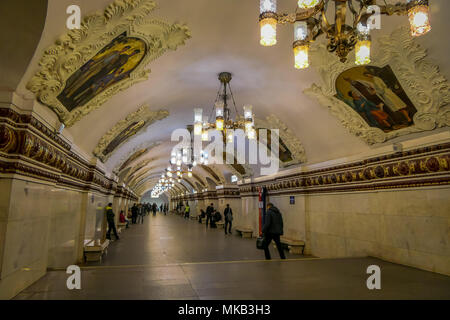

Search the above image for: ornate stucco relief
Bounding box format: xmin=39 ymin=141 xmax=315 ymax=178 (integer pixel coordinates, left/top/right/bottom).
xmin=27 ymin=0 xmax=190 ymax=127
xmin=256 ymin=114 xmax=307 ymax=168
xmin=93 ymin=105 xmax=168 ymax=162
xmin=113 ymin=140 xmax=161 ymax=173
xmin=304 ymin=25 xmax=449 ymax=145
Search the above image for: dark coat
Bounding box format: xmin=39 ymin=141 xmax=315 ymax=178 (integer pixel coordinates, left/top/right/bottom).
xmin=262 ymin=206 xmax=284 ymax=235
xmin=224 ymin=207 xmax=233 ymax=221
xmin=206 ymin=206 xmax=214 ymax=216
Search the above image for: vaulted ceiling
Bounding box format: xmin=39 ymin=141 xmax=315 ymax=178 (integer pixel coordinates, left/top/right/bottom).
xmin=2 ymin=0 xmax=450 ymax=197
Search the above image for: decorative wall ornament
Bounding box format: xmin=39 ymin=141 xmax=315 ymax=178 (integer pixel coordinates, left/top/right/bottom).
xmin=256 ymin=114 xmax=307 ymax=167
xmin=93 ymin=105 xmax=168 ymax=162
xmin=27 ymin=0 xmax=190 ymax=127
xmin=238 ymin=142 xmax=450 ymax=196
xmin=304 ymin=25 xmax=450 ymax=145
xmin=113 ymin=140 xmax=160 ymax=173
xmin=0 ymin=108 xmax=138 ymax=200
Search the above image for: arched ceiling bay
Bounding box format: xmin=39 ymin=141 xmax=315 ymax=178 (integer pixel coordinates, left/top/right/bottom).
xmin=16 ymin=0 xmax=450 ymax=196
xmin=0 ymin=0 xmax=47 ymax=92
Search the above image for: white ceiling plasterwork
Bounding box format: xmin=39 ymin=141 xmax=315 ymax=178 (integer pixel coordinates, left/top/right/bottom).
xmin=93 ymin=105 xmax=169 ymax=162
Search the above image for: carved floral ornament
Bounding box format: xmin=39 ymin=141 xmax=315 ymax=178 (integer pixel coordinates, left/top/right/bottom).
xmin=93 ymin=105 xmax=168 ymax=162
xmin=27 ymin=0 xmax=190 ymax=127
xmin=304 ymin=25 xmax=449 ymax=145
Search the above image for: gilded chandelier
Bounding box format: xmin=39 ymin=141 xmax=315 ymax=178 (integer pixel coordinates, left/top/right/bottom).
xmin=259 ymin=0 xmax=431 ymax=68
xmin=193 ymin=72 xmax=256 ymax=142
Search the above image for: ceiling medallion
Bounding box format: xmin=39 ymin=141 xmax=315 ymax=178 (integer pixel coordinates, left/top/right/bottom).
xmin=258 ymin=0 xmax=431 ymax=68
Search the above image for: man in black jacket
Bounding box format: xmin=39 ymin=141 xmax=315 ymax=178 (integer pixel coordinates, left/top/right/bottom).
xmin=105 ymin=203 xmax=119 ymax=240
xmin=262 ymin=203 xmax=285 ymax=260
xmin=224 ymin=204 xmax=233 ymax=235
xmin=205 ymin=203 xmax=214 ymax=228
xmin=131 ymin=203 xmax=138 ymax=224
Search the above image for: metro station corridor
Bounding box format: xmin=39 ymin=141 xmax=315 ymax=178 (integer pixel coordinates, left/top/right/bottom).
xmin=13 ymin=212 xmax=450 ymax=300
xmin=1 ymin=0 xmax=450 ymax=304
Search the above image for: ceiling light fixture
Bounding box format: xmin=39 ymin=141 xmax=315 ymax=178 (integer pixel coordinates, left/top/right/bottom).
xmin=193 ymin=72 xmax=256 ymax=141
xmin=259 ymin=0 xmax=431 ymax=68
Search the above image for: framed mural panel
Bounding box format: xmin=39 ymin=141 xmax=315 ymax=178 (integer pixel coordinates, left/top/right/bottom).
xmin=93 ymin=105 xmax=168 ymax=162
xmin=304 ymin=26 xmax=449 ymax=145
xmin=27 ymin=0 xmax=190 ymax=126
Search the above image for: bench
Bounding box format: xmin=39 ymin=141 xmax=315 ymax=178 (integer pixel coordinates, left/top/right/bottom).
xmin=273 ymin=237 xmax=305 ymax=255
xmin=117 ymin=222 xmax=128 ymax=231
xmin=215 ymin=221 xmax=225 ymax=229
xmin=236 ymin=227 xmax=253 ymax=238
xmin=84 ymin=239 xmax=110 ymax=262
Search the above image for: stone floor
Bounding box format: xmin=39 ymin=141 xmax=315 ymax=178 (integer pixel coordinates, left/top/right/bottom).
xmin=13 ymin=213 xmax=450 ymax=300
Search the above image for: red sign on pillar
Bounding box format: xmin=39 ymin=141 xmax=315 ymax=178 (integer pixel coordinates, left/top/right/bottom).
xmin=258 ymin=187 xmax=263 ymax=236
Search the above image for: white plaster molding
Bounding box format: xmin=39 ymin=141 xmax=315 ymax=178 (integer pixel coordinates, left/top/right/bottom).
xmin=304 ymin=25 xmax=450 ymax=145
xmin=113 ymin=140 xmax=161 ymax=173
xmin=93 ymin=105 xmax=168 ymax=162
xmin=27 ymin=0 xmax=190 ymax=127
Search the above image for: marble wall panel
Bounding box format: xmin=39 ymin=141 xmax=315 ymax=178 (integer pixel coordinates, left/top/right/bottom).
xmin=269 ymin=195 xmax=306 ymax=241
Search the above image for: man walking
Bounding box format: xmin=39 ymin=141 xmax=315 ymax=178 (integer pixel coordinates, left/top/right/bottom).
xmin=152 ymin=203 xmax=157 ymax=216
xmin=262 ymin=203 xmax=285 ymax=260
xmin=205 ymin=203 xmax=214 ymax=228
xmin=131 ymin=203 xmax=138 ymax=224
xmin=105 ymin=203 xmax=119 ymax=240
xmin=224 ymin=204 xmax=233 ymax=235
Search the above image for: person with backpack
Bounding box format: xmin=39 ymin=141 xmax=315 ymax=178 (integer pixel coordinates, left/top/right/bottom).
xmin=105 ymin=203 xmax=119 ymax=240
xmin=262 ymin=203 xmax=285 ymax=260
xmin=224 ymin=204 xmax=233 ymax=235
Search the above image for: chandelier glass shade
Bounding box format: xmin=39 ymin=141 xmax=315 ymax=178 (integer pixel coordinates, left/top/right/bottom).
xmin=259 ymin=0 xmax=431 ymax=69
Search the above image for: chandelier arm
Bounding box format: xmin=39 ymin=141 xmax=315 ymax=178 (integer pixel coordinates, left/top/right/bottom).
xmin=320 ymin=1 xmax=331 ymax=34
xmin=227 ymin=82 xmax=240 ymax=120
xmin=347 ymin=0 xmax=358 ymax=16
xmin=209 ymin=84 xmax=222 ymax=123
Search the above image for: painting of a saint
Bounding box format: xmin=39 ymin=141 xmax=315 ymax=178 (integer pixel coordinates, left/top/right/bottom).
xmin=58 ymin=32 xmax=146 ymax=111
xmin=335 ymin=66 xmax=417 ymax=132
xmin=102 ymin=120 xmax=146 ymax=157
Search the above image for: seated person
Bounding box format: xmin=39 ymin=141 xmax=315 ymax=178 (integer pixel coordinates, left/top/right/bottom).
xmin=210 ymin=210 xmax=218 ymax=228
xmin=119 ymin=210 xmax=129 ymax=228
xmin=214 ymin=210 xmax=222 ymax=222
xmin=199 ymin=209 xmax=206 ymax=223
